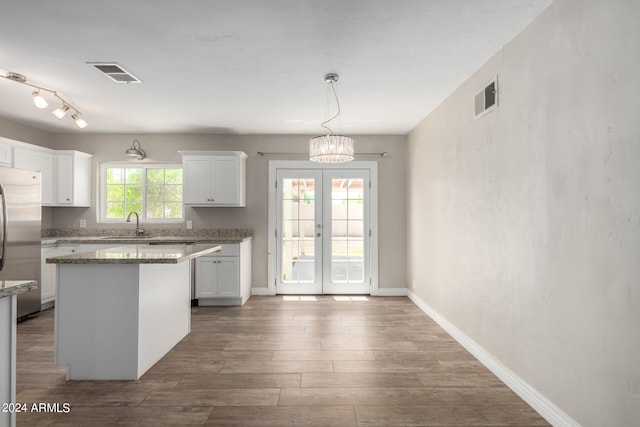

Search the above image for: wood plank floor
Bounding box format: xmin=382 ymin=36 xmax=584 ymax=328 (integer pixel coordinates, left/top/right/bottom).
xmin=16 ymin=296 xmax=550 ymax=426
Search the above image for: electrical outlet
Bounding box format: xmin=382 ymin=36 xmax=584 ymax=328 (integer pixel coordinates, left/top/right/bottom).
xmin=186 ymin=220 xmax=193 ymax=230
xmin=79 ymin=219 xmax=86 ymax=228
xmin=412 ymin=279 xmax=416 ymax=289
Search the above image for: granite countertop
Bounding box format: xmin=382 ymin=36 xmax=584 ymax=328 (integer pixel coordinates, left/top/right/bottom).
xmin=0 ymin=280 xmax=38 ymax=299
xmin=45 ymin=244 xmax=221 ymax=265
xmin=42 ymin=236 xmax=252 ymax=245
xmin=41 ymin=228 xmax=253 ymax=246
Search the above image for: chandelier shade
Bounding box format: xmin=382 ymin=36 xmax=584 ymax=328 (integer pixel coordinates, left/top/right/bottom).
xmin=309 ymin=134 xmax=354 ymax=163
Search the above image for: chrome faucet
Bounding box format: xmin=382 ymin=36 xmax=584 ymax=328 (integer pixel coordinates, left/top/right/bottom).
xmin=126 ymin=211 xmax=144 ymax=236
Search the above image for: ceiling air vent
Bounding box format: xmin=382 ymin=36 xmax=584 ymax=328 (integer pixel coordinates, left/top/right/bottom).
xmin=474 ymin=76 xmax=498 ymax=119
xmin=88 ymin=62 xmax=142 ymax=84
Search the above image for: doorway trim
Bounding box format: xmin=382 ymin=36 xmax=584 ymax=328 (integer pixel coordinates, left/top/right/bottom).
xmin=267 ymin=160 xmax=378 ymax=296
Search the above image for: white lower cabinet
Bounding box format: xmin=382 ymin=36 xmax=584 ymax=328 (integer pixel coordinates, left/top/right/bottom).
xmin=41 ymin=245 xmax=77 ymax=305
xmin=195 ymin=240 xmax=251 ymax=306
xmin=196 ymin=257 xmax=239 ymax=298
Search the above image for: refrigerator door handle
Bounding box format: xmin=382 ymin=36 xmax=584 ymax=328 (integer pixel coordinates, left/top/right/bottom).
xmin=0 ymin=182 xmax=6 ymax=271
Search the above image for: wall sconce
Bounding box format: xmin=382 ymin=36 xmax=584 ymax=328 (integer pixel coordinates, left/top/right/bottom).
xmin=125 ymin=139 xmax=145 ymax=160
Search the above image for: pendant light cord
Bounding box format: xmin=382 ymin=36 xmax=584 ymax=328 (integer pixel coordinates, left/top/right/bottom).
xmin=320 ymin=80 xmax=341 ymax=135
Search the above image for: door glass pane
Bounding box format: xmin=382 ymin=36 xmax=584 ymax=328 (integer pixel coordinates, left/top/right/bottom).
xmin=331 ymin=178 xmax=364 ymax=283
xmin=282 ymin=178 xmax=316 ymax=283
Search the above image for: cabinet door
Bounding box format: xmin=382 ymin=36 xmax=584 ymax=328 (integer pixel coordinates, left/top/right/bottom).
xmin=56 ymin=152 xmax=92 ymax=207
xmin=217 ymin=258 xmax=239 ymax=297
xmin=183 ymin=157 xmax=213 ymax=204
xmin=41 ymin=248 xmax=57 ymax=302
xmin=0 ymin=140 xmax=12 ymax=166
xmin=14 ymin=148 xmax=54 ymax=205
xmin=195 ymin=256 xmax=218 ymax=298
xmin=211 ymin=157 xmax=240 ymax=204
xmin=56 ymin=154 xmax=74 ymax=204
xmin=41 ymin=246 xmax=77 ymax=303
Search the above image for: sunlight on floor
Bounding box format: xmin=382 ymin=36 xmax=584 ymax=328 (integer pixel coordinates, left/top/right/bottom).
xmin=282 ymin=296 xmax=369 ymax=301
xmin=282 ymin=296 xmax=318 ymax=301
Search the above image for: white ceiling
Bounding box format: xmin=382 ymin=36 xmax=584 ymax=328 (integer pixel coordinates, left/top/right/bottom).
xmin=0 ymin=0 xmax=552 ymax=135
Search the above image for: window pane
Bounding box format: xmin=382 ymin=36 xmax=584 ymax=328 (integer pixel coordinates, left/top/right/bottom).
xmin=147 ymin=168 xmax=164 ymax=184
xmin=125 ymin=186 xmax=143 ymax=201
xmin=146 ymin=202 xmax=163 ymax=219
xmin=106 ymin=202 xmax=124 ymax=219
xmin=165 ymin=169 xmax=182 ymax=184
xmin=106 ymin=168 xmax=124 ymax=184
xmin=165 ymin=203 xmax=182 ymax=219
xmin=106 ymin=185 xmax=124 ymax=201
xmin=146 ymin=185 xmax=163 ymax=201
xmin=125 ymin=168 xmax=143 ymax=184
xmin=165 ymin=185 xmax=182 ymax=202
xmin=126 ymin=201 xmax=142 ymax=213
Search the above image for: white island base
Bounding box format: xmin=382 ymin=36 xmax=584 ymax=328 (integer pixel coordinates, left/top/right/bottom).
xmin=55 ymin=262 xmax=190 ymax=380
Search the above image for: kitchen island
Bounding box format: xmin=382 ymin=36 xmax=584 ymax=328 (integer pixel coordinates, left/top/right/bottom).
xmin=1 ymin=280 xmax=37 ymax=427
xmin=46 ymin=244 xmax=220 ymax=380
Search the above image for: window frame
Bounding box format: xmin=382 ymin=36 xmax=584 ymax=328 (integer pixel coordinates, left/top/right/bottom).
xmin=99 ymin=162 xmax=184 ymax=224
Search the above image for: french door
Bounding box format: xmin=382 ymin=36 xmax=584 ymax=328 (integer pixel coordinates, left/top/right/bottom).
xmin=273 ymin=165 xmax=374 ymax=294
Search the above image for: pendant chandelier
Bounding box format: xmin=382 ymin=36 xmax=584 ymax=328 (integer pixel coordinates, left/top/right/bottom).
xmin=309 ymin=73 xmax=354 ymax=163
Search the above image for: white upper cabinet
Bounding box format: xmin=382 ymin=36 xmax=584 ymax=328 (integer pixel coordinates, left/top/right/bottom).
xmin=55 ymin=151 xmax=92 ymax=207
xmin=14 ymin=147 xmax=55 ymax=205
xmin=8 ymin=139 xmax=92 ymax=208
xmin=180 ymin=151 xmax=247 ymax=207
xmin=0 ymin=139 xmax=12 ymax=166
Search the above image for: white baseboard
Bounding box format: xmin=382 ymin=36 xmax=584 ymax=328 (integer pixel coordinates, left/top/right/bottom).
xmin=407 ymin=290 xmax=581 ymax=427
xmin=376 ymin=287 xmax=407 ymax=296
xmin=250 ymin=287 xmax=408 ymax=297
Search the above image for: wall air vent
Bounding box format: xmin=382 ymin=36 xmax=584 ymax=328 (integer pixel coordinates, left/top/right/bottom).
xmin=474 ymin=75 xmax=498 ymax=119
xmin=88 ymin=62 xmax=142 ymax=84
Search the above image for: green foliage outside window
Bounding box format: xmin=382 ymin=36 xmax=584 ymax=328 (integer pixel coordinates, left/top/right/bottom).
xmin=104 ymin=165 xmax=183 ymax=221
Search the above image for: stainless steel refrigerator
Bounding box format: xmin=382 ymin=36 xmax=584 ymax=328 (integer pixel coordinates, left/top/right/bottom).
xmin=0 ymin=166 xmax=41 ymax=318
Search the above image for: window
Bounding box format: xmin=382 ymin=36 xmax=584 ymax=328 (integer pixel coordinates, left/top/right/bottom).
xmin=100 ymin=163 xmax=183 ymax=222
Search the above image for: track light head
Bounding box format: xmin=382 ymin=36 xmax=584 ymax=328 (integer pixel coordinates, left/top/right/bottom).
xmin=71 ymin=113 xmax=88 ymax=129
xmin=52 ymin=104 xmax=70 ymax=119
xmin=32 ymin=90 xmax=48 ymax=109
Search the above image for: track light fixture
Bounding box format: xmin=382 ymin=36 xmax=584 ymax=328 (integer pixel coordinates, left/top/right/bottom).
xmin=0 ymin=70 xmax=87 ymax=129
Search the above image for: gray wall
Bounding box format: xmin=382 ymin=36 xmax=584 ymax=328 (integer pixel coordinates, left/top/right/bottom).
xmin=47 ymin=133 xmax=407 ymax=290
xmin=406 ymin=0 xmax=640 ymax=425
